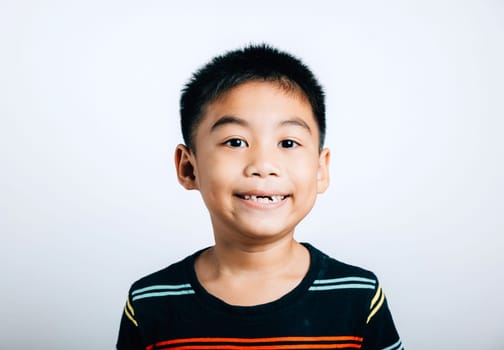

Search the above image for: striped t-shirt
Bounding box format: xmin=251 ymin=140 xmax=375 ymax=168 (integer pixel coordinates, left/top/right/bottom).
xmin=117 ymin=243 xmax=403 ymax=350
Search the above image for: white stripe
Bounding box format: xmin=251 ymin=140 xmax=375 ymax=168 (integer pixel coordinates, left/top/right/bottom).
xmin=132 ymin=283 xmax=192 ymax=295
xmin=379 ymin=339 xmax=402 ymax=350
xmin=132 ymin=289 xmax=195 ymax=301
xmin=309 ymin=284 xmax=376 ymax=291
xmin=313 ymin=277 xmax=376 ymax=285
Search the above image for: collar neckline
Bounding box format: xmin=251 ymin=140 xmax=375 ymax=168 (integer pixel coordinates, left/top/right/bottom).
xmin=186 ymin=242 xmax=320 ymax=317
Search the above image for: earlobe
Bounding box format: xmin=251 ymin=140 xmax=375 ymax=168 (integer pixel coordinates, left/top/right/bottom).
xmin=317 ymin=148 xmax=330 ymax=194
xmin=174 ymin=144 xmax=198 ymax=190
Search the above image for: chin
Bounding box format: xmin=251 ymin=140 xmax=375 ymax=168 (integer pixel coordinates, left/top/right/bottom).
xmin=238 ymin=224 xmax=295 ymax=241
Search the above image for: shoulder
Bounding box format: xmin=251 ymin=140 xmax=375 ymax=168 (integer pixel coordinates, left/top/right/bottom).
xmin=306 ymin=243 xmax=379 ymax=290
xmin=127 ymin=250 xmax=199 ymax=301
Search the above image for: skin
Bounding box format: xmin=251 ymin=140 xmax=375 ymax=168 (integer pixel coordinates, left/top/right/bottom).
xmin=175 ymin=81 xmax=330 ymax=306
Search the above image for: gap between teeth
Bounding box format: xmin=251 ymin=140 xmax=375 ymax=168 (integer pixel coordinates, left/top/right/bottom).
xmin=241 ymin=195 xmax=286 ymax=203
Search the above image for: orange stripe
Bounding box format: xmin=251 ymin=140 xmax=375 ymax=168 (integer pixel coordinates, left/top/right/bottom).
xmin=148 ymin=336 xmax=363 ymax=349
xmin=159 ymin=344 xmax=361 ymax=350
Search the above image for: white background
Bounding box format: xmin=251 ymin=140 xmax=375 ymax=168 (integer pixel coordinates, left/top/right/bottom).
xmin=1 ymin=0 xmax=503 ymax=349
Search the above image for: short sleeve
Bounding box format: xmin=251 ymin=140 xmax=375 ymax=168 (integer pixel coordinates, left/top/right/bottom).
xmin=116 ymin=296 xmax=143 ymax=350
xmin=362 ymin=282 xmax=404 ymax=350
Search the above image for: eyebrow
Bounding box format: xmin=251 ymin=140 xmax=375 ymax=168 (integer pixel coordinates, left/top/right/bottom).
xmin=210 ymin=115 xmax=249 ymax=132
xmin=279 ymin=117 xmax=312 ymax=134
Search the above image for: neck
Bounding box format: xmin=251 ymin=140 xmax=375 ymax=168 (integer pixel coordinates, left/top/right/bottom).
xmin=206 ymin=237 xmax=306 ymax=276
xmin=194 ymin=237 xmax=310 ymax=306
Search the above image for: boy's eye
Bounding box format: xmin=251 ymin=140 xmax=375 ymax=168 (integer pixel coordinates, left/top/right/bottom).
xmin=224 ymin=138 xmax=248 ymax=148
xmin=280 ymin=139 xmax=299 ymax=148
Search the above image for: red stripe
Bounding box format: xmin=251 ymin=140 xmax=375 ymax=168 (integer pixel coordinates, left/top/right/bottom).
xmin=147 ymin=336 xmax=363 ymax=350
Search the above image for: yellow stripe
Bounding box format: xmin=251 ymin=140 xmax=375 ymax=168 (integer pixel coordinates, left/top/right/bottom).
xmin=366 ymin=288 xmax=385 ymax=324
xmin=370 ymin=284 xmax=381 ymax=309
xmin=124 ymin=303 xmax=138 ymax=327
xmin=124 ymin=305 xmax=138 ymax=327
xmin=126 ymin=297 xmax=135 ymax=316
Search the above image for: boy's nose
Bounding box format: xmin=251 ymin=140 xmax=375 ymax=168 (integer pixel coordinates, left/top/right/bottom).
xmin=244 ymin=147 xmax=280 ymax=177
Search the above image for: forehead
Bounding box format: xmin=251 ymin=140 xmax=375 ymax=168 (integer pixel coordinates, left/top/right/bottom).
xmin=201 ymin=81 xmax=315 ymax=125
xmin=214 ymin=80 xmax=309 ymax=107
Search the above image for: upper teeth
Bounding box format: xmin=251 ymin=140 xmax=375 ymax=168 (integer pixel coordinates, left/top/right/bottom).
xmin=242 ymin=195 xmax=285 ymax=203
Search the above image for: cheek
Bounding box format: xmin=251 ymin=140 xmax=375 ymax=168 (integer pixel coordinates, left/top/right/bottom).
xmin=288 ymin=155 xmax=320 ymax=181
xmin=196 ymin=156 xmax=238 ymax=193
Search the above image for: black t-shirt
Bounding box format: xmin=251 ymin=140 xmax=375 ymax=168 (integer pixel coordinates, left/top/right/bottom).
xmin=117 ymin=243 xmax=403 ymax=350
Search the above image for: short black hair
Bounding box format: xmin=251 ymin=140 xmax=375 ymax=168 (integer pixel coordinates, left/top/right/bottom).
xmin=180 ymin=44 xmax=326 ymax=151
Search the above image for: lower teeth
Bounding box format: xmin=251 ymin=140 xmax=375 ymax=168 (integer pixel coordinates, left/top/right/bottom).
xmin=241 ymin=196 xmax=285 ymax=203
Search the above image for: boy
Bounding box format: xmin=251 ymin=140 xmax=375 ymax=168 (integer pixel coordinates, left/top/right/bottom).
xmin=117 ymin=44 xmax=403 ymax=350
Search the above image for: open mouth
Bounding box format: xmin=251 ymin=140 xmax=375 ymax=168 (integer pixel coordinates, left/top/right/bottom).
xmin=236 ymin=194 xmax=289 ymax=204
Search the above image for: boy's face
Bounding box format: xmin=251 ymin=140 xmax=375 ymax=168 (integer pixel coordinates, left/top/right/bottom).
xmin=175 ymin=81 xmax=330 ymax=245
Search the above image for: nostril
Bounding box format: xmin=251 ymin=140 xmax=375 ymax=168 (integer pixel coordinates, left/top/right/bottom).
xmin=245 ymin=162 xmax=280 ymax=177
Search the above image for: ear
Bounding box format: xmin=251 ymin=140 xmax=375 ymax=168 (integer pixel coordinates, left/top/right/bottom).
xmin=316 ymin=148 xmax=330 ymax=194
xmin=174 ymin=144 xmax=199 ymax=190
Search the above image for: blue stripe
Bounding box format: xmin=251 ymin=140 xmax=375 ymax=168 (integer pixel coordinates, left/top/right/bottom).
xmin=309 ymin=284 xmax=376 ymax=291
xmin=380 ymin=339 xmax=402 ymax=350
xmin=132 ymin=289 xmax=195 ymax=301
xmin=132 ymin=284 xmax=192 ymax=295
xmin=313 ymin=277 xmax=376 ymax=285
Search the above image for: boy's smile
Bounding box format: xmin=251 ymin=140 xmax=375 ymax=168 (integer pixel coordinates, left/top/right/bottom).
xmin=235 ymin=194 xmax=289 ymax=205
xmin=175 ymin=81 xmax=330 ymax=246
